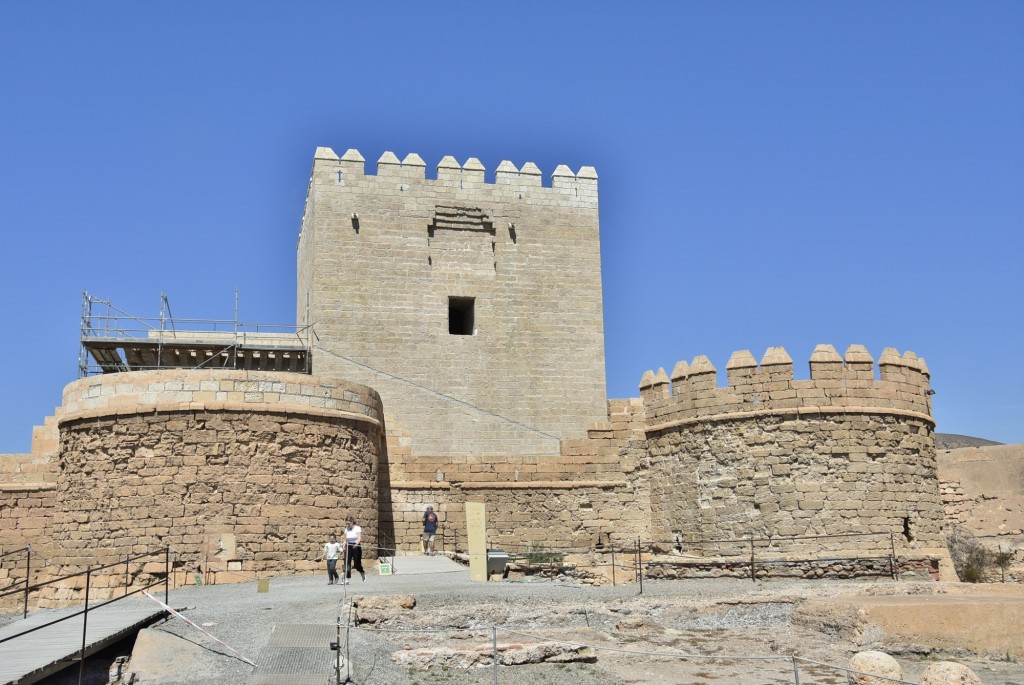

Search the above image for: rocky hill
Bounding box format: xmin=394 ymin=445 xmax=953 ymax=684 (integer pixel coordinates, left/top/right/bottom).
xmin=934 ymin=433 xmax=1003 ymax=450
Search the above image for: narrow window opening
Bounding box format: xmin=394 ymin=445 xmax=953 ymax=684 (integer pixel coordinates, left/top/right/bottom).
xmin=903 ymin=516 xmax=914 ymax=543
xmin=449 ymin=297 xmax=475 ymax=335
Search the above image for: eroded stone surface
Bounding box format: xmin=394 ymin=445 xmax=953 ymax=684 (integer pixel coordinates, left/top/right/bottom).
xmin=392 ymin=641 xmax=596 ymax=669
xmin=352 ymin=594 xmax=416 ymax=624
xmin=919 ymin=661 xmax=984 ymax=685
xmin=847 ymin=650 xmax=902 ymax=685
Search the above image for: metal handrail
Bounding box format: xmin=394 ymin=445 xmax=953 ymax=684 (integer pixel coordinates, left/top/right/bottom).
xmin=0 ymin=545 xmax=172 ymax=685
xmin=0 ymin=547 xmax=170 ymax=619
xmin=0 ymin=547 xmax=163 ymax=600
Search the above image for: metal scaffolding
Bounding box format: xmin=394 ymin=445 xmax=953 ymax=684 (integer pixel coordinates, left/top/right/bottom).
xmin=79 ymin=292 xmax=314 ymax=377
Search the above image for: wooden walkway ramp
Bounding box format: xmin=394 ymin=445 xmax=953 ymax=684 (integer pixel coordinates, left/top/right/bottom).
xmin=0 ymin=598 xmax=165 ymax=685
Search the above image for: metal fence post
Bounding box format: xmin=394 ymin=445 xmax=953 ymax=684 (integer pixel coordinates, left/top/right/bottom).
xmin=791 ymin=653 xmax=801 ymax=685
xmin=22 ymin=546 xmax=31 ymax=619
xmin=636 ymin=538 xmax=643 ymax=595
xmin=345 ymin=622 xmax=351 ymax=683
xmin=611 ymin=544 xmax=616 ymax=587
xmin=335 ymin=616 xmax=341 ymax=685
xmin=750 ymin=536 xmax=756 ymax=582
xmin=889 ymin=532 xmax=897 ymax=580
xmin=492 ymin=625 xmax=498 ymax=685
xmin=79 ymin=566 xmax=91 ymax=685
xmin=165 ymin=546 xmax=170 ymax=606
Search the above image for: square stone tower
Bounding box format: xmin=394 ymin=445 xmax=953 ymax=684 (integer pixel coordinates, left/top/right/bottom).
xmin=297 ymin=148 xmax=607 ymax=457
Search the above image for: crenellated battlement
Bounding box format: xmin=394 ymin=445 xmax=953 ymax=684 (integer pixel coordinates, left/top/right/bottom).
xmin=640 ymin=344 xmax=933 ymax=429
xmin=309 ymin=147 xmax=598 ymax=208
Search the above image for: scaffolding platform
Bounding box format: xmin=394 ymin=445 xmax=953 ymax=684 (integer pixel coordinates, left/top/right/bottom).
xmin=79 ymin=293 xmax=313 ymax=376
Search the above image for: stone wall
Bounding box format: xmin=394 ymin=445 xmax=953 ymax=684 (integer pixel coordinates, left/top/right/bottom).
xmin=938 ymin=444 xmax=1024 ymax=536
xmin=938 ymin=444 xmax=1024 ymax=580
xmin=49 ymin=370 xmax=383 ymax=593
xmin=1 ymin=437 xmax=59 ymax=601
xmin=378 ymin=399 xmax=649 ymax=554
xmin=0 ymin=478 xmax=56 ymax=600
xmin=1 ymin=345 xmax=957 ymax=588
xmin=640 ymin=345 xmax=949 ymax=568
xmin=297 ymin=148 xmax=607 ymax=458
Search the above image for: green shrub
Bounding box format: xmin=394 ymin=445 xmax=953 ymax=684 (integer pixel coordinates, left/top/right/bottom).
xmin=522 ymin=544 xmax=564 ymax=565
xmin=992 ymin=549 xmax=1014 ymax=582
xmin=947 ymin=526 xmax=991 ymax=583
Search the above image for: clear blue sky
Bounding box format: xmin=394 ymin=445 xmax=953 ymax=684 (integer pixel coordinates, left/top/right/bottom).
xmin=1 ymin=3 xmax=1021 ymax=452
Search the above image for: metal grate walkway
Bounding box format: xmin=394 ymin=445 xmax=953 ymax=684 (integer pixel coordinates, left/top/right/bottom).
xmin=250 ymin=624 xmax=336 ymax=685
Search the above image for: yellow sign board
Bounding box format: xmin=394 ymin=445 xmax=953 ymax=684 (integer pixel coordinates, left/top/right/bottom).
xmin=465 ymin=501 xmax=487 ymax=582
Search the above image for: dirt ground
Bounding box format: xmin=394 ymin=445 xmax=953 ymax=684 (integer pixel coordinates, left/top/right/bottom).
xmin=349 ymin=579 xmax=1023 ymax=685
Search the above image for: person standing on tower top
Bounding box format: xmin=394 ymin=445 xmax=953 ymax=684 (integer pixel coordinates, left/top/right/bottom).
xmin=422 ymin=505 xmax=439 ymax=556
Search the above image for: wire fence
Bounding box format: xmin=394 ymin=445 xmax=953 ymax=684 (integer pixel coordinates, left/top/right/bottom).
xmin=314 ymin=530 xmax=931 ymax=683
xmin=332 ymin=618 xmax=923 ymax=685
xmin=435 ymin=529 xmax=917 ymax=590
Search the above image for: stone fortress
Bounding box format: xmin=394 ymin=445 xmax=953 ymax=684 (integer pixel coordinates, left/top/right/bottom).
xmin=0 ymin=145 xmax=982 ymax=597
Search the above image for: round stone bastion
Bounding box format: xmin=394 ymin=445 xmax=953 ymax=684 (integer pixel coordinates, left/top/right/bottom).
xmin=640 ymin=346 xmax=949 ymax=575
xmin=52 ymin=370 xmax=383 ymax=586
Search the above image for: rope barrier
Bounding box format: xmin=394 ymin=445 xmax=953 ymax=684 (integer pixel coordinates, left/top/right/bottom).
xmin=142 ymin=592 xmax=257 ymax=667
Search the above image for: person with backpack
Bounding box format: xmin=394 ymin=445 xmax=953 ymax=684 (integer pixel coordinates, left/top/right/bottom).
xmin=422 ymin=505 xmax=439 ymax=556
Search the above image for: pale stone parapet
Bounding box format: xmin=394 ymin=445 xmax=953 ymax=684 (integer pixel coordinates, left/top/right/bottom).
xmin=518 ymin=162 xmax=542 ymax=187
xmin=575 ymin=165 xmax=598 ymax=202
xmin=495 ymin=160 xmax=518 ymax=184
xmin=314 ymin=146 xmax=339 ymax=161
xmin=642 ymin=345 xmax=934 ymax=426
xmin=308 ymin=148 xmax=599 ymax=206
xmin=669 ymin=360 xmax=690 ymax=396
xmin=638 ymin=369 xmax=657 ymax=403
xmin=340 ymin=148 xmax=366 ymax=176
xmin=57 ymin=370 xmax=383 ymax=427
xmin=760 ymin=346 xmax=792 ymax=372
xmin=725 ymin=350 xmax=758 ymax=388
xmin=651 ymin=368 xmax=670 ymax=399
xmin=0 ymin=452 xmax=58 ymax=483
xmin=31 ymin=413 xmax=59 ymax=455
xmin=376 ymin=150 xmax=401 ymax=176
xmin=400 ymin=152 xmax=426 ymax=179
xmin=844 ymin=344 xmax=875 ymax=378
xmin=462 ymin=157 xmax=485 ymax=184
xmin=879 ymin=349 xmax=930 ymax=392
xmin=551 ymin=164 xmax=575 ymax=191
xmin=687 ymin=355 xmax=717 ymax=394
xmin=809 ymin=343 xmax=843 ymax=379
xmin=436 ymin=155 xmax=461 ymax=182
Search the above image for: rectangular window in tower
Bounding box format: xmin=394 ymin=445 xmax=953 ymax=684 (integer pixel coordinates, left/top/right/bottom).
xmin=448 ymin=297 xmax=475 ymax=335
